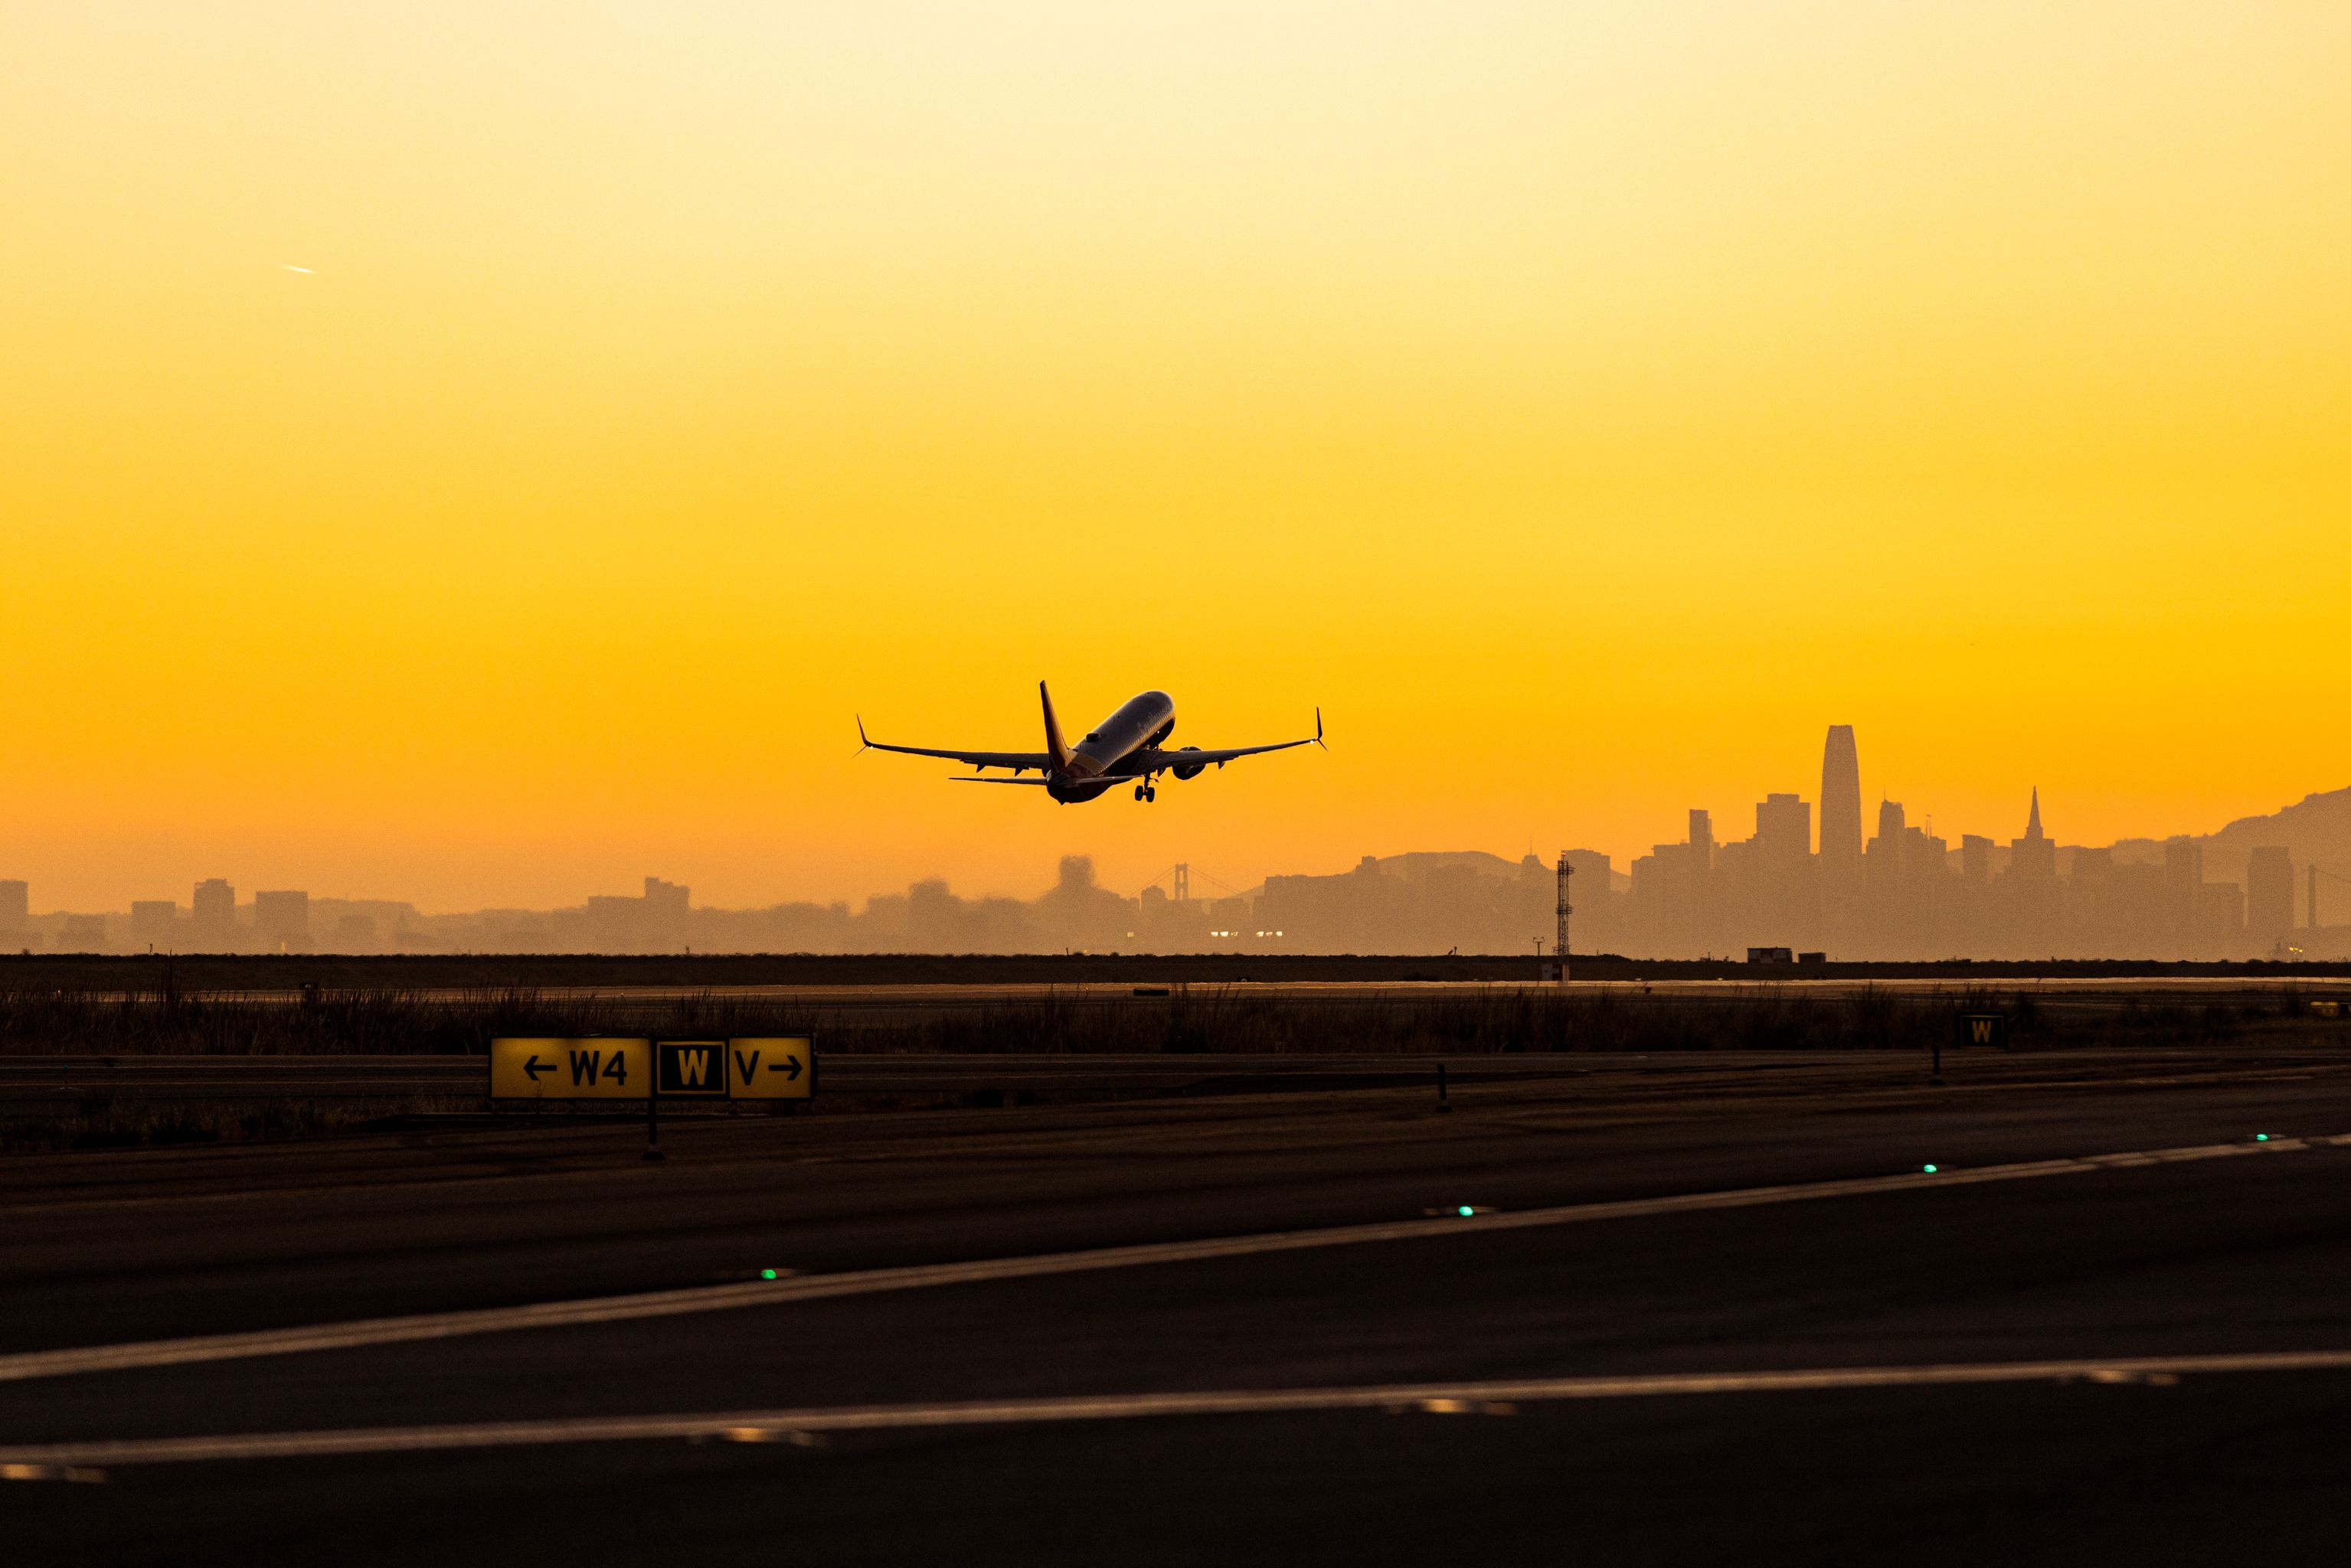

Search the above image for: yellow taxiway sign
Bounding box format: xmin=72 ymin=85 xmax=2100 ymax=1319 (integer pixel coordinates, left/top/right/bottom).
xmin=726 ymin=1037 xmax=815 ymax=1099
xmin=490 ymin=1039 xmax=652 ymax=1100
xmin=490 ymin=1037 xmax=813 ymax=1101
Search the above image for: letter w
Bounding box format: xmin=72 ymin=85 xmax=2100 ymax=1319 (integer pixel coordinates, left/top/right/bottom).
xmin=1970 ymin=1019 xmax=1994 ymax=1044
xmin=570 ymin=1049 xmax=601 ymax=1085
xmin=680 ymin=1048 xmax=710 ymax=1086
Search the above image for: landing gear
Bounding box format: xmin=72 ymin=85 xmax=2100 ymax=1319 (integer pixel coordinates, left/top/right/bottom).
xmin=1134 ymin=782 xmax=1158 ymax=802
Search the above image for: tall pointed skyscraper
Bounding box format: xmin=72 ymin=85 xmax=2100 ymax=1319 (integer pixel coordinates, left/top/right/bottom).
xmin=1820 ymin=726 xmax=1863 ymax=915
xmin=2010 ymin=787 xmax=2056 ymax=880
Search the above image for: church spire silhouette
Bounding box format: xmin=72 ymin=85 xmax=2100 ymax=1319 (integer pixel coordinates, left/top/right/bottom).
xmin=2026 ymin=786 xmax=2044 ymax=840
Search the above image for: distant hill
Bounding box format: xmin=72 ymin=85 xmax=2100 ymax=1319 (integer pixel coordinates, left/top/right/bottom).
xmin=2113 ymin=786 xmax=2351 ymax=884
xmin=1369 ymin=850 xmax=1545 ymax=882
xmin=1362 ymin=849 xmax=1633 ymax=894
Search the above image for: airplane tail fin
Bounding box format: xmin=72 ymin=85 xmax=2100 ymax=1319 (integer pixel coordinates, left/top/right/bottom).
xmin=1039 ymin=681 xmax=1073 ymax=774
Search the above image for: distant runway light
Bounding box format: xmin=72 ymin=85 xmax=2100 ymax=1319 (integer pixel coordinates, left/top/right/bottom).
xmin=1922 ymin=1164 xmax=1939 ymax=1174
xmin=1457 ymin=1205 xmax=1474 ymax=1217
xmin=760 ymin=1269 xmax=778 ymax=1280
xmin=2256 ymin=1134 xmax=2270 ymax=1142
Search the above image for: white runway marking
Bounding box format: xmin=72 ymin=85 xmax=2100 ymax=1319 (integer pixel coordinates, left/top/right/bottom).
xmin=9 ymin=1348 xmax=2351 ymax=1468
xmin=0 ymin=1133 xmax=2338 ymax=1387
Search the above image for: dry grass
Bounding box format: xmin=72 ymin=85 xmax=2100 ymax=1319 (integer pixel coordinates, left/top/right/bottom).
xmin=0 ymin=978 xmax=2339 ymax=1060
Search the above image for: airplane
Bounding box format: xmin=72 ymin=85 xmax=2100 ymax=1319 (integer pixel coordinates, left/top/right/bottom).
xmin=858 ymin=682 xmax=1323 ymax=804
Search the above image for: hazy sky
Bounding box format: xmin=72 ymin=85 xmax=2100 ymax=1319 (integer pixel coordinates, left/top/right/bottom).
xmin=5 ymin=2 xmax=2348 ymax=911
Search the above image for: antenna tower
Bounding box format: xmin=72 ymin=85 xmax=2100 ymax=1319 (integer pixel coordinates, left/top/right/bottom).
xmin=1555 ymin=852 xmax=1574 ymax=984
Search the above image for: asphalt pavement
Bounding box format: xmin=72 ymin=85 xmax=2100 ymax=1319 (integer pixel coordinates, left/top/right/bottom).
xmin=7 ymin=1048 xmax=2351 ymax=1563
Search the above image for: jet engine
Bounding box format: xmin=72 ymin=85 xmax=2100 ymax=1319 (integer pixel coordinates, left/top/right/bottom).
xmin=1172 ymin=746 xmax=1206 ymax=780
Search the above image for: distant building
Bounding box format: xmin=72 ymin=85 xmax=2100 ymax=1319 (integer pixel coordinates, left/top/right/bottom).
xmin=129 ymin=900 xmax=177 ymax=949
xmin=332 ymin=913 xmax=380 ymax=952
xmin=2009 ymin=789 xmax=2056 ymax=880
xmin=2163 ymin=837 xmax=2205 ymax=952
xmin=1756 ymin=793 xmax=1811 ymax=864
xmin=2202 ymin=881 xmax=2244 ymax=944
xmin=1820 ymin=725 xmax=1862 ymax=880
xmin=253 ymin=890 xmax=311 ymax=952
xmin=0 ymin=879 xmax=26 ymax=932
xmin=1562 ymin=851 xmax=1614 ymax=949
xmin=643 ymin=877 xmax=690 ymax=924
xmin=1745 ymin=792 xmax=1817 ymax=950
xmin=1867 ymin=800 xmax=1907 ymax=881
xmin=579 ymin=876 xmax=695 ymax=952
xmin=2246 ymin=846 xmax=2295 ymax=944
xmin=1960 ymin=835 xmax=1994 ymax=884
xmin=58 ymin=913 xmax=108 ymax=951
xmin=191 ymin=878 xmax=237 ymax=946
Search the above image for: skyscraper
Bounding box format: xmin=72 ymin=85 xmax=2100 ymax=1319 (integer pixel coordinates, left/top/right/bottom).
xmin=191 ymin=878 xmax=236 ymax=946
xmin=2247 ymin=846 xmax=2294 ymax=944
xmin=1756 ymin=794 xmax=1811 ymax=864
xmin=2164 ymin=837 xmax=2205 ymax=953
xmin=2009 ymin=789 xmax=2056 ymax=880
xmin=1818 ymin=726 xmax=1862 ymax=949
xmin=1820 ymin=725 xmax=1861 ymax=871
xmin=1960 ymin=835 xmax=1993 ymax=883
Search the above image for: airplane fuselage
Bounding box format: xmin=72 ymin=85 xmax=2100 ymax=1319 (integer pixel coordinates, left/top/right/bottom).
xmin=1052 ymin=690 xmax=1176 ymax=802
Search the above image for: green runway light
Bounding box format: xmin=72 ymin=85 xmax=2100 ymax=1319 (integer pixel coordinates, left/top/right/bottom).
xmin=1457 ymin=1206 xmax=1475 ymax=1217
xmin=2257 ymin=1135 xmax=2270 ymax=1142
xmin=1922 ymin=1164 xmax=1938 ymax=1174
xmin=760 ymin=1269 xmax=778 ymax=1280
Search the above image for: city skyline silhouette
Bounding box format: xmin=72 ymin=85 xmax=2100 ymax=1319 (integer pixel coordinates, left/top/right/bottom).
xmin=9 ymin=726 xmax=2346 ymax=959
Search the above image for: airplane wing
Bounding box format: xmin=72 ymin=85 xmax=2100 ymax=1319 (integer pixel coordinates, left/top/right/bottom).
xmin=856 ymin=718 xmax=1050 ymax=772
xmin=949 ymin=776 xmax=1055 ymax=786
xmin=1134 ymin=738 xmax=1313 ymax=769
xmin=1131 ymin=708 xmax=1325 ymax=771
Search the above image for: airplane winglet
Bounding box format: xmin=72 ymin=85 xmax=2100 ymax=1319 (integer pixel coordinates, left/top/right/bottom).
xmin=856 ymin=714 xmax=870 ymax=753
xmin=1315 ymin=706 xmax=1326 ymax=749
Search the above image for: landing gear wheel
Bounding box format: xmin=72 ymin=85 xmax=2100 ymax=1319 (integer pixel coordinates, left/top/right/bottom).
xmin=1134 ymin=784 xmax=1146 ymax=801
xmin=1145 ymin=785 xmax=1157 ymax=802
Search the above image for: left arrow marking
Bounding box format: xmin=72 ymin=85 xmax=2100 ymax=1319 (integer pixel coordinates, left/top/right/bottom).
xmin=523 ymin=1056 xmax=553 ymax=1082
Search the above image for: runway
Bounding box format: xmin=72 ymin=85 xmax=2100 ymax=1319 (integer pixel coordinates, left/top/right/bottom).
xmin=8 ymin=1050 xmax=2351 ymax=1562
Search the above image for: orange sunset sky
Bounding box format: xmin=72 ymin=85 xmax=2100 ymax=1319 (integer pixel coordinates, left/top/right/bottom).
xmin=5 ymin=2 xmax=2348 ymax=912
